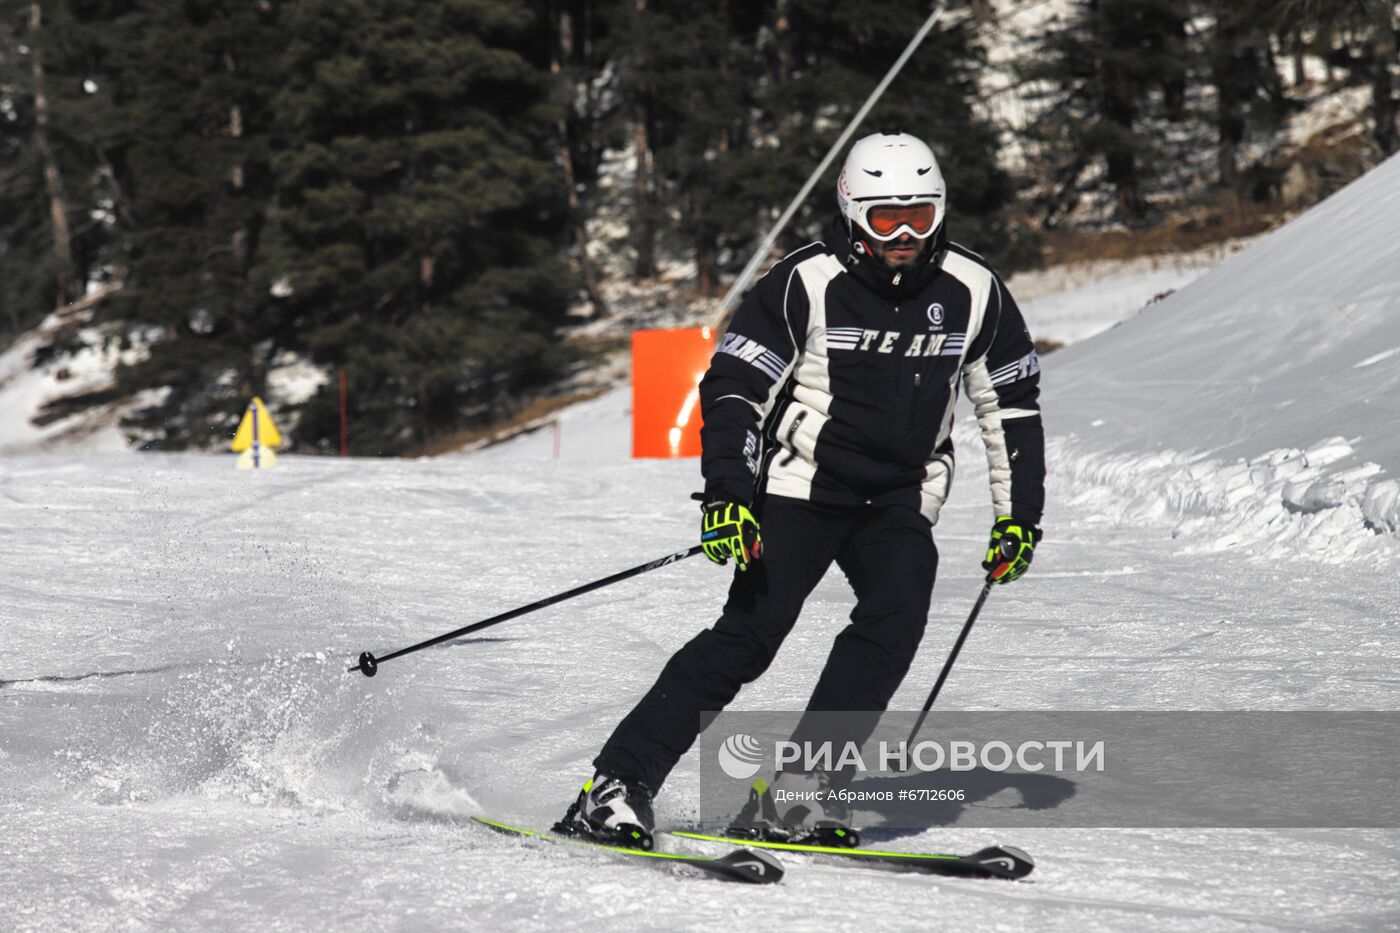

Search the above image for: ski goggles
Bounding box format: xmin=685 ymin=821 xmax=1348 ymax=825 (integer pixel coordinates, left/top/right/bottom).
xmin=854 ymin=199 xmax=940 ymax=241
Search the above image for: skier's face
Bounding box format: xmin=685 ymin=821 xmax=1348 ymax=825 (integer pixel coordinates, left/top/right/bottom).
xmin=869 ymin=230 xmax=922 ymax=270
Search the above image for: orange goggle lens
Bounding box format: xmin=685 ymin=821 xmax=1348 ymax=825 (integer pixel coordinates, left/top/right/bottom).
xmin=865 ymin=202 xmax=937 ymax=238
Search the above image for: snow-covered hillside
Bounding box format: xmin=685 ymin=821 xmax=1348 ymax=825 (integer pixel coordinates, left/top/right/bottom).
xmin=0 ymin=313 xmax=136 ymax=454
xmin=4 ymin=444 xmax=1398 ymax=931
xmin=1049 ymin=152 xmax=1400 ymax=557
xmin=1007 ymin=238 xmax=1259 ymax=346
xmin=6 ymin=153 xmax=1398 ymax=930
xmin=474 ymin=148 xmax=1400 ymax=567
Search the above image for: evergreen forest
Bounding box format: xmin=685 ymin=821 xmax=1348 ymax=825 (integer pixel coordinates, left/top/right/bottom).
xmin=2 ymin=0 xmax=1396 ymax=454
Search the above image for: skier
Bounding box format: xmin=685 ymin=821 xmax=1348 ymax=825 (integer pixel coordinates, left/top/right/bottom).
xmin=558 ymin=131 xmax=1045 ymax=849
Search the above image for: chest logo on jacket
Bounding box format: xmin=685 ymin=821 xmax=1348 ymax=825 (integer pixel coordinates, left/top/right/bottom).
xmin=827 ymin=327 xmax=966 ymax=358
xmin=927 ymin=302 xmax=945 ymax=329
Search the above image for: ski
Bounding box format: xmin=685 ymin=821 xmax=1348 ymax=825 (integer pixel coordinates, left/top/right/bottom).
xmin=663 ymin=830 xmax=1034 ymax=880
xmin=470 ymin=817 xmax=785 ymax=884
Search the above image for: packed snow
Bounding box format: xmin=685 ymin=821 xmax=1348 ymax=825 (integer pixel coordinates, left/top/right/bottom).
xmin=4 ymin=447 xmax=1398 ymax=931
xmin=1008 ymin=238 xmax=1258 ymax=346
xmin=1051 ymin=152 xmax=1400 ymax=554
xmin=5 ymin=161 xmax=1400 ymax=933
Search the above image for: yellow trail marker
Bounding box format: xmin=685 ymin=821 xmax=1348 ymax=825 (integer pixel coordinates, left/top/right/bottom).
xmin=232 ymin=396 xmax=282 ymax=470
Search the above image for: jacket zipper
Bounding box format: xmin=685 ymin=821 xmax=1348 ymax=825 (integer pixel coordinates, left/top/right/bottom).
xmin=779 ymin=410 xmax=807 ymax=466
xmin=907 ymin=371 xmax=923 ymax=431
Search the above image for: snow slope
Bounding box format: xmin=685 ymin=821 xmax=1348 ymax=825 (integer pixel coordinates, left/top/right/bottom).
xmin=5 ymin=146 xmax=1400 ymax=933
xmin=4 ymin=451 xmax=1398 ymax=932
xmin=465 ymin=389 xmax=632 ymax=464
xmin=1008 ymin=238 xmax=1257 ymax=346
xmin=1048 ymin=153 xmax=1400 ymax=556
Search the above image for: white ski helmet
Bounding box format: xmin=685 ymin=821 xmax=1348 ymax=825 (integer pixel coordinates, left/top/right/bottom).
xmin=836 ymin=131 xmax=947 ymax=243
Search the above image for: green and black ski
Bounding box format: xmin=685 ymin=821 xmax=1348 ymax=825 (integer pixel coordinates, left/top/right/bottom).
xmin=470 ymin=817 xmax=785 ymax=885
xmin=664 ymin=830 xmax=1034 ymax=880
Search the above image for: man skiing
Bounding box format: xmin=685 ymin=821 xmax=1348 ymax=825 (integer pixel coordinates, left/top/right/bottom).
xmin=558 ymin=131 xmax=1045 ymax=850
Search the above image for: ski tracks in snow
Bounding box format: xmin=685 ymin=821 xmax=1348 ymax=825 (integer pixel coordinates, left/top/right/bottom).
xmin=3 ymin=452 xmax=1398 ymax=930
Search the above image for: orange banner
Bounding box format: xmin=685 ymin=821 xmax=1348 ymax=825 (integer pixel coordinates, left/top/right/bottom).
xmin=632 ymin=326 xmax=715 ymax=458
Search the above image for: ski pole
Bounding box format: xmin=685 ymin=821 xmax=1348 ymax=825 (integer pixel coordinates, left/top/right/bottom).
xmin=903 ymin=578 xmax=994 ymax=748
xmin=349 ymin=544 xmax=704 ymax=677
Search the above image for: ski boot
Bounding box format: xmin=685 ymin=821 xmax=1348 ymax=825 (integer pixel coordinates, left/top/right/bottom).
xmin=554 ymin=773 xmax=655 ymax=850
xmin=724 ymin=778 xmax=789 ymax=841
xmin=726 ymin=772 xmax=860 ymax=848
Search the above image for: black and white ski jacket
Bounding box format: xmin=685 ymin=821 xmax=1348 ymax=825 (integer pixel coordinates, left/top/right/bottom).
xmin=699 ymin=218 xmax=1045 ymax=527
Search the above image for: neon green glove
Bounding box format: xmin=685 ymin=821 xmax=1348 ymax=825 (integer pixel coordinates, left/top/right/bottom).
xmin=700 ymin=501 xmax=762 ymax=571
xmin=982 ymin=516 xmax=1039 ymax=584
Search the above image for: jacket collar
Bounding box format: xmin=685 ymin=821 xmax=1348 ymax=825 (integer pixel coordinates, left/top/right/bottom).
xmin=829 ymin=215 xmax=946 ymax=300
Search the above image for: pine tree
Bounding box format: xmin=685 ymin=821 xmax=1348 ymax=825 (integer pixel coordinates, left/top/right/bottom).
xmin=548 ymin=0 xmax=612 ymax=317
xmin=606 ymin=0 xmax=762 ymax=295
xmin=99 ymin=0 xmax=283 ymax=448
xmin=1281 ymin=0 xmax=1398 ymax=155
xmin=1021 ymin=0 xmax=1190 ymax=224
xmin=266 ymin=0 xmax=573 ymax=455
xmin=778 ymin=1 xmax=1023 ymax=266
xmin=0 ymin=0 xmax=124 ymax=337
xmin=608 ymin=0 xmax=1028 ymax=292
xmin=0 ymin=8 xmax=55 ymax=335
xmin=1204 ymin=0 xmax=1291 ymax=192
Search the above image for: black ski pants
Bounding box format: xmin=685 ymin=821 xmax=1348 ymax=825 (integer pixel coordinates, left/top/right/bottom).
xmin=595 ymin=495 xmax=937 ymax=793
